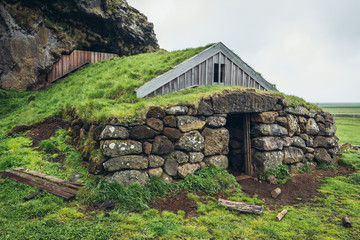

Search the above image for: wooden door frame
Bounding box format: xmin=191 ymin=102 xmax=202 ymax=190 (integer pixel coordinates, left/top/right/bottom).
xmin=242 ymin=114 xmax=253 ymax=176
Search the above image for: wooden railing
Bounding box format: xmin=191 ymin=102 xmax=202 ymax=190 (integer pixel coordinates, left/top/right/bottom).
xmin=47 ymin=50 xmax=119 ymax=83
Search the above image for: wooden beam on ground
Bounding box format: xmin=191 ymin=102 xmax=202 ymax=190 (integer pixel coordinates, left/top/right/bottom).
xmin=218 ymin=198 xmax=263 ymax=214
xmin=0 ymin=170 xmax=78 ymax=200
xmin=276 ymin=209 xmax=288 ymax=221
xmin=14 ymin=168 xmax=83 ymax=189
xmin=24 ymin=190 xmax=43 ymax=201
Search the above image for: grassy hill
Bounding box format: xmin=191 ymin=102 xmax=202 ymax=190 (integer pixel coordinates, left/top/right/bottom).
xmin=1 ymin=45 xmax=360 ymax=239
xmin=0 ymin=44 xmax=318 ymax=134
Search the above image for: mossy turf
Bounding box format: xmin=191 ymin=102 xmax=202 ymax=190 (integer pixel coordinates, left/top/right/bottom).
xmin=0 ymin=44 xmax=320 ymax=134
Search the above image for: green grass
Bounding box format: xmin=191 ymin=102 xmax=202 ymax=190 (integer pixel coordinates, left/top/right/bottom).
xmin=2 ymin=45 xmax=360 ymax=239
xmin=335 ymin=117 xmax=360 ymax=145
xmin=1 ymin=127 xmax=360 ymax=239
xmin=0 ymin=45 xmax=211 ymax=132
xmin=1 ymin=43 xmax=321 ymax=134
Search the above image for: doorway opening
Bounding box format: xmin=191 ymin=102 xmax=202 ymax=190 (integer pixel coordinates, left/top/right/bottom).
xmin=226 ymin=113 xmax=252 ymax=177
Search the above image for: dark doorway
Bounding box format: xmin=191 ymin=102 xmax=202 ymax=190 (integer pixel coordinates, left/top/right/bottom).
xmin=226 ymin=113 xmax=252 ymax=176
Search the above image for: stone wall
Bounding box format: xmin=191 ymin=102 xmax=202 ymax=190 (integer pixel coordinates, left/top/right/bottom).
xmin=94 ymin=90 xmax=341 ymax=186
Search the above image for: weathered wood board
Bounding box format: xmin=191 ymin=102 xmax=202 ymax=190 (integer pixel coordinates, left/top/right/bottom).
xmin=0 ymin=168 xmax=83 ymax=200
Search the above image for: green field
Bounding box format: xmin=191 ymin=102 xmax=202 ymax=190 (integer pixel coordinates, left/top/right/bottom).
xmin=318 ymin=103 xmax=360 ymax=115
xmin=335 ymin=117 xmax=360 ymax=145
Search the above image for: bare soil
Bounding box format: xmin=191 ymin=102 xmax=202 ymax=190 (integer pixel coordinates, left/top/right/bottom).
xmin=26 ymin=116 xmax=68 ymax=163
xmin=26 ymin=116 xmax=68 ymax=147
xmin=151 ymin=167 xmax=355 ymax=217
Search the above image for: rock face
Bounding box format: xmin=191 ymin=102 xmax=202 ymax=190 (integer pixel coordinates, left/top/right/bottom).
xmin=0 ymin=0 xmax=158 ymax=90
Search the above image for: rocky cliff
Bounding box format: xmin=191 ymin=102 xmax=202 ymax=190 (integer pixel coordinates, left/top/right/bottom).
xmin=0 ymin=0 xmax=158 ymax=90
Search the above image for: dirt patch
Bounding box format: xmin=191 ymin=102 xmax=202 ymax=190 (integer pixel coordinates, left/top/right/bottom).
xmin=237 ymin=167 xmax=355 ymax=210
xmin=150 ymin=167 xmax=355 ymax=216
xmin=151 ymin=190 xmax=232 ymax=218
xmin=26 ymin=116 xmax=68 ymax=147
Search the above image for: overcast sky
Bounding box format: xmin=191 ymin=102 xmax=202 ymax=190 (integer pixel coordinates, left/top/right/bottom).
xmin=128 ymin=0 xmax=360 ymax=103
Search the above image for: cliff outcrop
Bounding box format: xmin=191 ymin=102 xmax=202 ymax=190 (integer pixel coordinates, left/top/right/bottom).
xmin=0 ymin=0 xmax=158 ymax=90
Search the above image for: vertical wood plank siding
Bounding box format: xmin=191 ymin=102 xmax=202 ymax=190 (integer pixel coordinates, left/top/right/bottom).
xmin=142 ymin=50 xmax=275 ymax=97
xmin=47 ymin=50 xmax=119 ymax=83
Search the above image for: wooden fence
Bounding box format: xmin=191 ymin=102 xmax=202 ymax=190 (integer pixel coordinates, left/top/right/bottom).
xmin=47 ymin=50 xmax=119 ymax=83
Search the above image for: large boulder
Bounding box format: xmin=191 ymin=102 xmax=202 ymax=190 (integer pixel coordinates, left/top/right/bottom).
xmin=103 ymin=155 xmax=148 ymax=171
xmin=211 ymin=90 xmax=278 ymax=113
xmin=253 ymin=124 xmax=288 ymax=136
xmin=322 ymin=122 xmax=337 ymax=136
xmin=163 ymin=116 xmax=177 ymax=128
xmin=172 ymin=151 xmax=189 ymax=164
xmin=163 ymin=127 xmax=181 ymax=141
xmin=148 ymin=168 xmax=163 ymax=177
xmin=197 ymin=98 xmax=214 ymax=116
xmin=177 ymin=116 xmax=206 ymax=132
xmin=146 ymin=118 xmax=163 ymax=131
xmin=189 ymin=152 xmax=204 ymax=163
xmin=151 ymin=136 xmax=174 ymax=155
xmin=291 ymin=136 xmax=306 ymax=148
xmin=105 ymin=170 xmax=149 ymax=187
xmin=146 ymin=106 xmax=165 ymax=119
xmin=163 ymin=157 xmax=178 ymax=176
xmin=313 ymin=136 xmax=338 ymax=148
xmin=165 ymin=106 xmax=188 ymax=115
xmin=252 ymin=137 xmax=284 ymax=151
xmin=148 ymin=155 xmax=165 ymax=168
xmin=202 ymin=127 xmax=229 ymax=156
xmin=101 ymin=140 xmax=142 ymax=157
xmin=252 ymin=150 xmax=284 ymax=175
xmin=100 ymin=125 xmax=129 ymax=140
xmin=130 ymin=125 xmax=159 ymax=140
xmin=286 ymin=115 xmax=300 ymax=137
xmin=175 ymin=131 xmax=204 ymax=152
xmin=285 ymin=107 xmax=315 ymax=118
xmin=314 ymin=148 xmax=333 ymax=163
xmin=204 ymin=155 xmax=229 ymax=169
xmin=177 ymin=163 xmax=200 ymax=178
xmin=305 ymin=118 xmax=319 ymax=135
xmin=283 ymin=147 xmax=304 ymax=164
xmin=206 ymin=116 xmax=227 ymax=127
xmin=251 ymin=112 xmax=278 ymax=124
xmin=0 ymin=0 xmax=158 ymax=90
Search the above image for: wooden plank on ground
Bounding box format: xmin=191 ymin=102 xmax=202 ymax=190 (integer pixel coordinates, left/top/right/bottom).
xmin=14 ymin=168 xmax=83 ymax=189
xmin=0 ymin=171 xmax=74 ymax=200
xmin=8 ymin=170 xmax=78 ymax=195
xmin=218 ymin=198 xmax=263 ymax=214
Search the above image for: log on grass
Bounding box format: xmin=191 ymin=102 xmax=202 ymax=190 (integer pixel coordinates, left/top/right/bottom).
xmin=276 ymin=209 xmax=288 ymax=221
xmin=24 ymin=190 xmax=42 ymax=201
xmin=218 ymin=198 xmax=263 ymax=214
xmin=271 ymin=188 xmax=281 ymax=198
xmin=342 ymin=217 xmax=352 ymax=228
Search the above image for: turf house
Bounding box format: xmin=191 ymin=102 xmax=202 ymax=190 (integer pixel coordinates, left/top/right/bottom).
xmin=62 ymin=43 xmax=340 ymax=186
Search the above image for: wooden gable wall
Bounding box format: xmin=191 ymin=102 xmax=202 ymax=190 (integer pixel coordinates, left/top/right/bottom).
xmin=146 ymin=52 xmax=266 ymax=97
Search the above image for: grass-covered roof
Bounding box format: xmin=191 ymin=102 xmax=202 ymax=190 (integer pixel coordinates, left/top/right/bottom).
xmin=0 ymin=44 xmax=319 ymax=132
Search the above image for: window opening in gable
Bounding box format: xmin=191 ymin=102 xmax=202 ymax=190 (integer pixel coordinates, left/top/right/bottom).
xmin=213 ymin=63 xmax=225 ymax=83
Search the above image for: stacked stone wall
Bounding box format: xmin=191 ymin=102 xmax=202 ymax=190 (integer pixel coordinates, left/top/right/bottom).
xmin=92 ymin=90 xmax=341 ymax=185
